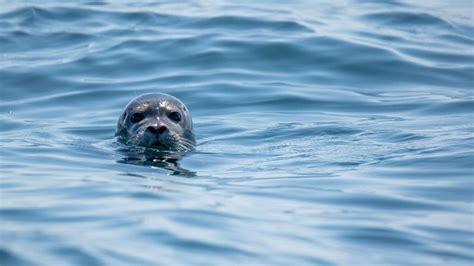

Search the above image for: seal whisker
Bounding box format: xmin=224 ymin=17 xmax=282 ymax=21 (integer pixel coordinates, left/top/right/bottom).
xmin=171 ymin=135 xmax=194 ymax=152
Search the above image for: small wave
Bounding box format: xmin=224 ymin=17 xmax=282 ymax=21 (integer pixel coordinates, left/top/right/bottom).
xmin=1 ymin=30 xmax=94 ymax=53
xmin=187 ymin=15 xmax=313 ymax=33
xmin=340 ymin=226 xmax=421 ymax=247
xmin=418 ymin=99 xmax=474 ymax=115
xmin=0 ymin=248 xmax=34 ymax=266
xmin=1 ymin=6 xmax=183 ymax=28
xmin=360 ymin=11 xmax=455 ymax=31
xmin=350 ymin=0 xmax=407 ymax=7
xmin=436 ymin=33 xmax=474 ymax=46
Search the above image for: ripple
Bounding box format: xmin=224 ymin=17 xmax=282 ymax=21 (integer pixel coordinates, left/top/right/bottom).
xmin=1 ymin=6 xmax=182 ymax=28
xmin=399 ymin=46 xmax=473 ymax=65
xmin=1 ymin=31 xmax=94 ymax=53
xmin=0 ymin=248 xmax=34 ymax=266
xmin=188 ymin=15 xmax=313 ymax=33
xmin=360 ymin=11 xmax=455 ymax=30
xmin=340 ymin=226 xmax=421 ymax=247
xmin=436 ymin=33 xmax=474 ymax=46
xmin=140 ymin=229 xmax=256 ymax=258
xmin=50 ymin=246 xmax=103 ymax=266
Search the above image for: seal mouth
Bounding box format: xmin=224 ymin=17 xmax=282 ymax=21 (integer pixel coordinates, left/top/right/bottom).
xmin=150 ymin=140 xmax=168 ymax=149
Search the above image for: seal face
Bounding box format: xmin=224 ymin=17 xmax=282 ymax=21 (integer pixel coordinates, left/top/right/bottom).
xmin=115 ymin=93 xmax=195 ymax=152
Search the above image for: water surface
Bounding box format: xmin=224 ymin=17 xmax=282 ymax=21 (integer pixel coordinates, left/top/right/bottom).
xmin=1 ymin=0 xmax=473 ymax=265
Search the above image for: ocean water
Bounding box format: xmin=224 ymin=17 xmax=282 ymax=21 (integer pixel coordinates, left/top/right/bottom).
xmin=1 ymin=0 xmax=473 ymax=265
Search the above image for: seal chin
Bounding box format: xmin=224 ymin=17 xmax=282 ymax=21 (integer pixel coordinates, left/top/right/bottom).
xmin=133 ymin=136 xmax=163 ymax=149
xmin=150 ymin=140 xmax=168 ymax=149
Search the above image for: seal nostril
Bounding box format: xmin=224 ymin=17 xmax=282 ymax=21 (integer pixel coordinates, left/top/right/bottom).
xmin=147 ymin=126 xmax=157 ymax=134
xmin=147 ymin=126 xmax=167 ymax=135
xmin=158 ymin=126 xmax=167 ymax=134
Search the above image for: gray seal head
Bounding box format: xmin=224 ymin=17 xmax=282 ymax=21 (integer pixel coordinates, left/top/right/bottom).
xmin=115 ymin=93 xmax=195 ymax=152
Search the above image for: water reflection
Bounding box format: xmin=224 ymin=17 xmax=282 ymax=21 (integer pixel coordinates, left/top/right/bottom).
xmin=116 ymin=144 xmax=196 ymax=177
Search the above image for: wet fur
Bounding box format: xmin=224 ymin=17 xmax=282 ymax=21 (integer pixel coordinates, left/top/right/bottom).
xmin=116 ymin=93 xmax=196 ymax=152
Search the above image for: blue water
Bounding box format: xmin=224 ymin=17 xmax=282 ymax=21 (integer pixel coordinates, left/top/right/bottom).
xmin=1 ymin=0 xmax=473 ymax=265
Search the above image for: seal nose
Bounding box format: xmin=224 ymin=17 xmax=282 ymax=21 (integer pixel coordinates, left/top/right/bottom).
xmin=147 ymin=125 xmax=167 ymax=135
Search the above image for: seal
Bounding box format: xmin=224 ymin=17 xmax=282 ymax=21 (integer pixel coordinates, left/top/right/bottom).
xmin=115 ymin=93 xmax=195 ymax=152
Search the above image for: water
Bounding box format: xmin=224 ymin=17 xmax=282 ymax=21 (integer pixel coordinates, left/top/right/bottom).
xmin=1 ymin=0 xmax=473 ymax=265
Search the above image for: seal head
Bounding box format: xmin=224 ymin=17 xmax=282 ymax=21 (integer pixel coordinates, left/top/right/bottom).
xmin=116 ymin=93 xmax=195 ymax=152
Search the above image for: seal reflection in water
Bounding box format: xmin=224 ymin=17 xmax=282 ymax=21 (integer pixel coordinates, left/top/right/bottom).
xmin=115 ymin=93 xmax=195 ymax=152
xmin=116 ymin=146 xmax=196 ymax=176
xmin=115 ymin=93 xmax=196 ymax=176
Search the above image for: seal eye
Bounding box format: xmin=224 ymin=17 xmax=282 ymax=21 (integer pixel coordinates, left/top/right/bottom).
xmin=168 ymin=111 xmax=181 ymax=123
xmin=130 ymin=113 xmax=145 ymax=123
